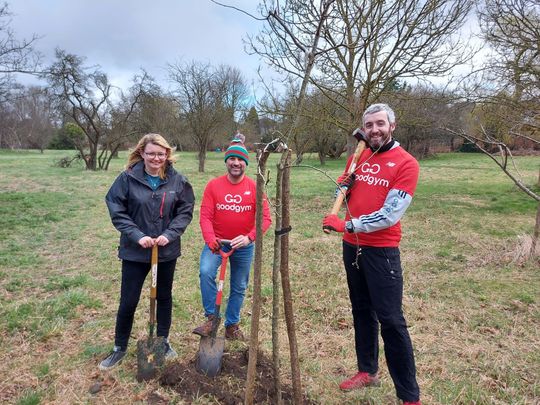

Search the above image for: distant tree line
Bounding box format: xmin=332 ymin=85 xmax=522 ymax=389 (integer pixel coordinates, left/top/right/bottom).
xmin=0 ymin=0 xmax=537 ymax=171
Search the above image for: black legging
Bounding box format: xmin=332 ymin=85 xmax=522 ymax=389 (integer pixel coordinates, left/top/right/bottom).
xmin=114 ymin=259 xmax=176 ymax=350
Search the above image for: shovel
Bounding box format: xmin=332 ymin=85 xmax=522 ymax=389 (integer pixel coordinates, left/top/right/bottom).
xmin=136 ymin=244 xmax=166 ymax=382
xmin=196 ymin=240 xmax=235 ymax=377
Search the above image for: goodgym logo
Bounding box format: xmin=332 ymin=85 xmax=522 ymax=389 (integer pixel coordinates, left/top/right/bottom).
xmin=356 ymin=162 xmax=389 ymax=187
xmin=224 ymin=194 xmax=242 ymax=203
xmin=360 ymin=162 xmax=381 ymax=174
xmin=217 ymin=194 xmax=252 ymax=213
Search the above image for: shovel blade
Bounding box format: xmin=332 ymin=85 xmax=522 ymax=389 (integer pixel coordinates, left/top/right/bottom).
xmin=136 ymin=336 xmax=166 ymax=382
xmin=196 ymin=336 xmax=225 ymax=377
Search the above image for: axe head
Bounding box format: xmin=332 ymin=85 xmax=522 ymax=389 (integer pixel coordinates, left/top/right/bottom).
xmin=352 ymin=128 xmax=366 ymax=143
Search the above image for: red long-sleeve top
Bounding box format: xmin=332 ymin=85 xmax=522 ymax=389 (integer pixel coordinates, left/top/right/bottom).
xmin=342 ymin=145 xmax=419 ymax=247
xmin=199 ymin=174 xmax=272 ymax=244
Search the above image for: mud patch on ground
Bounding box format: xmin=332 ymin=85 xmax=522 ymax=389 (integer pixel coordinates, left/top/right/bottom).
xmin=160 ymin=349 xmax=315 ymax=404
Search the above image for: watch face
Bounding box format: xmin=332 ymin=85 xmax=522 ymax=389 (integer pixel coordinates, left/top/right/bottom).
xmin=346 ymin=221 xmax=354 ymax=233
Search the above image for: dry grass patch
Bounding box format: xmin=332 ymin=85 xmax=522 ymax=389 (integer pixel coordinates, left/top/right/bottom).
xmin=1 ymin=151 xmax=538 ymax=404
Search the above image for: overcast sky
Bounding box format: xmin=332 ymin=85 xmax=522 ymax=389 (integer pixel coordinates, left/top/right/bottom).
xmin=10 ymin=0 xmax=272 ymax=94
xmin=10 ymin=0 xmax=486 ymax=98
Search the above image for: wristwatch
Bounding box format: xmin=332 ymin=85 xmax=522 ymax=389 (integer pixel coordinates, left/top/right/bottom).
xmin=345 ymin=220 xmax=355 ymax=233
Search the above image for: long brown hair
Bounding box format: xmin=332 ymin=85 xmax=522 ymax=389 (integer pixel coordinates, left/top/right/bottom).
xmin=127 ymin=133 xmax=176 ymax=179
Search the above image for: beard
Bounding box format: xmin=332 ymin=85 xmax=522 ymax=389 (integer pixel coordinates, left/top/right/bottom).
xmin=227 ymin=164 xmax=245 ymax=178
xmin=367 ymin=129 xmax=392 ymax=150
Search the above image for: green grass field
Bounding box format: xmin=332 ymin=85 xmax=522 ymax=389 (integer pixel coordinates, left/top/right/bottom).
xmin=0 ymin=149 xmax=538 ymax=404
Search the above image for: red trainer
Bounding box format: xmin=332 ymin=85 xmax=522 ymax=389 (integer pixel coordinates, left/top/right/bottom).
xmin=339 ymin=371 xmax=380 ymax=391
xmin=403 ymin=402 xmax=421 ymax=405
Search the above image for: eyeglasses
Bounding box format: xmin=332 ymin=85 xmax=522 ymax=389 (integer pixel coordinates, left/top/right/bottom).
xmin=144 ymin=152 xmax=167 ymax=159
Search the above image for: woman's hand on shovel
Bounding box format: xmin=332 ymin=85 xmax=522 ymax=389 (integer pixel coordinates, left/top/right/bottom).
xmin=138 ymin=236 xmax=155 ymax=248
xmin=154 ymin=235 xmax=170 ymax=246
xmin=138 ymin=235 xmax=170 ymax=248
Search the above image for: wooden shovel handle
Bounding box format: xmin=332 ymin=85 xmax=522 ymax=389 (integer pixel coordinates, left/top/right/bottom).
xmin=149 ymin=244 xmax=158 ymax=325
xmin=324 ymin=140 xmax=366 ymax=233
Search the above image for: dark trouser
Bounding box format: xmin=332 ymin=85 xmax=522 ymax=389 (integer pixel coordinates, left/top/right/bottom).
xmin=114 ymin=259 xmax=176 ymax=350
xmin=343 ymin=242 xmax=420 ymax=402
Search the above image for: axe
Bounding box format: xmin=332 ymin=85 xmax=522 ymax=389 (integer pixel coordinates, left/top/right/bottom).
xmin=323 ymin=128 xmax=367 ymax=234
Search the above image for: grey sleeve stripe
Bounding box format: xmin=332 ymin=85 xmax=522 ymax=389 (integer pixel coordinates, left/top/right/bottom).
xmin=350 ymin=188 xmax=413 ymax=233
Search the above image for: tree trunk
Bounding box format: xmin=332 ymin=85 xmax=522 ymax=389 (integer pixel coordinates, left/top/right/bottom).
xmin=98 ymin=147 xmax=108 ymax=170
xmin=244 ymin=150 xmax=270 ymax=405
xmin=449 ymin=136 xmax=456 ymax=151
xmin=318 ymin=150 xmax=326 ymax=166
xmin=270 ymin=152 xmax=286 ymax=405
xmin=531 ymin=202 xmax=539 ymax=259
xmin=87 ymin=141 xmax=98 ymax=171
xmin=104 ymin=144 xmax=121 ymax=171
xmin=279 ymin=151 xmax=302 ymax=404
xmin=197 ymin=149 xmax=206 ymax=172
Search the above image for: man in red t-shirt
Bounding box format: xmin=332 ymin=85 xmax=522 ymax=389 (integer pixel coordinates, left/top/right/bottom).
xmin=193 ymin=137 xmax=272 ymax=340
xmin=323 ymin=104 xmax=421 ymax=405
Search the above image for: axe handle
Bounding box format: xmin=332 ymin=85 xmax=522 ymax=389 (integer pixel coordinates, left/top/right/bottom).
xmin=324 ymin=140 xmax=366 ymax=233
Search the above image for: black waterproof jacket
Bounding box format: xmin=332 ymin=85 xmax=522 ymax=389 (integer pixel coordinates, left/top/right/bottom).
xmin=105 ymin=161 xmax=195 ymax=263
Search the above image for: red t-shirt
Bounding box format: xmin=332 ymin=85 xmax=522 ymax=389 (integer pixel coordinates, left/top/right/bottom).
xmin=200 ymin=174 xmax=272 ymax=243
xmin=342 ymin=145 xmax=419 ymax=247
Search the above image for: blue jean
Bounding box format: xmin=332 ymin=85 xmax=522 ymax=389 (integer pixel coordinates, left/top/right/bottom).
xmin=343 ymin=242 xmax=420 ymax=402
xmin=199 ymin=243 xmax=254 ymax=327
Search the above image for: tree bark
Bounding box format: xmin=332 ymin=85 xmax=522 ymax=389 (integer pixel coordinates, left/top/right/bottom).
xmin=532 ymin=202 xmax=540 ymax=260
xmin=197 ymin=149 xmax=206 ymax=172
xmin=244 ymin=150 xmax=270 ymax=405
xmin=270 ymin=152 xmax=287 ymax=405
xmin=318 ymin=150 xmax=326 ymax=166
xmin=279 ymin=151 xmax=302 ymax=404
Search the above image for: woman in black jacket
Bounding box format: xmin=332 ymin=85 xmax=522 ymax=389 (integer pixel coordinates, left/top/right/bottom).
xmin=99 ymin=133 xmax=195 ymax=370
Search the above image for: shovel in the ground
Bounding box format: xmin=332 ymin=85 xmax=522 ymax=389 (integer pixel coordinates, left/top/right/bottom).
xmin=136 ymin=244 xmax=166 ymax=382
xmin=196 ymin=240 xmax=235 ymax=377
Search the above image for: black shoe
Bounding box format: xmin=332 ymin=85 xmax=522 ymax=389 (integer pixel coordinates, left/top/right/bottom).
xmin=99 ymin=346 xmax=126 ymax=370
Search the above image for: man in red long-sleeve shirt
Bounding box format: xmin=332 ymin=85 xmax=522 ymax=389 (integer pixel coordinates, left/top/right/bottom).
xmin=322 ymin=104 xmax=421 ymax=405
xmin=193 ymin=137 xmax=272 ymax=340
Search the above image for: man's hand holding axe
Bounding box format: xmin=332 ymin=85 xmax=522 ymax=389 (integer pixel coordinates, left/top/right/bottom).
xmin=322 ymin=128 xmax=367 ymax=234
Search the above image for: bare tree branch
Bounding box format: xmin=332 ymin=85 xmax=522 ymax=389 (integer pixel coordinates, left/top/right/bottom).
xmin=443 ymin=126 xmax=539 ymax=202
xmin=210 ymin=0 xmax=267 ymax=21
